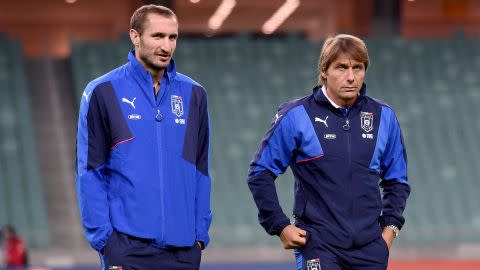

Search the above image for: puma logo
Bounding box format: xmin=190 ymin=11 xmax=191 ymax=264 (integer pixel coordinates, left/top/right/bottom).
xmin=122 ymin=97 xmax=136 ymax=109
xmin=315 ymin=116 xmax=328 ymax=127
xmin=82 ymin=91 xmax=89 ymax=102
xmin=275 ymin=113 xmax=283 ymax=124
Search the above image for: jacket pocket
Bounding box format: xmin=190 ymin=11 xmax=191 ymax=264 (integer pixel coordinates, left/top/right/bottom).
xmin=293 ymin=183 xmax=307 ymax=218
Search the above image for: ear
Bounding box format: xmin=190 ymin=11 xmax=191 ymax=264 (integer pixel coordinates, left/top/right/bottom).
xmin=129 ymin=29 xmax=140 ymax=48
xmin=321 ymin=70 xmax=327 ymax=80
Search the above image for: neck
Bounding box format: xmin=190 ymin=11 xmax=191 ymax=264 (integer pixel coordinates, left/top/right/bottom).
xmin=151 ymin=69 xmax=165 ymax=85
xmin=148 ymin=68 xmax=164 ymax=95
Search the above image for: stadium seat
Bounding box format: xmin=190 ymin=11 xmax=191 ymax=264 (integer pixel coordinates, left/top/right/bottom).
xmin=0 ymin=36 xmax=50 ymax=249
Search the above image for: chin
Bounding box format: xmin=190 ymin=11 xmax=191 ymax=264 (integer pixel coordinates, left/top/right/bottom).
xmin=152 ymin=62 xmax=170 ymax=70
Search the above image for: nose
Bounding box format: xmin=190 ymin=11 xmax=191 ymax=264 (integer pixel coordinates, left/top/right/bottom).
xmin=160 ymin=38 xmax=172 ymax=53
xmin=346 ymin=68 xmax=355 ymax=83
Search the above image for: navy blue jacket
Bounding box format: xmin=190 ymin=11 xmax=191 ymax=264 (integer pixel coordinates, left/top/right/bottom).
xmin=76 ymin=51 xmax=212 ymax=252
xmin=248 ymin=85 xmax=410 ymax=248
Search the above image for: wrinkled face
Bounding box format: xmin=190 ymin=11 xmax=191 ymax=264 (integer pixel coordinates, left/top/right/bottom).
xmin=130 ymin=13 xmax=178 ymax=73
xmin=322 ymin=53 xmax=366 ymax=107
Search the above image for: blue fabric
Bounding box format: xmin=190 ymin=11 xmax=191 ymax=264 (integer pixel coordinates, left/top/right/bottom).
xmin=369 ymin=106 xmax=408 ymax=184
xmin=247 ymin=85 xmax=410 ymax=248
xmin=247 ymin=99 xmax=323 ymax=235
xmin=76 ymin=51 xmax=212 ymax=252
xmin=294 ymin=249 xmax=303 ymax=270
xmin=369 ymin=106 xmax=391 ymax=174
xmin=252 ymin=105 xmax=323 ymax=176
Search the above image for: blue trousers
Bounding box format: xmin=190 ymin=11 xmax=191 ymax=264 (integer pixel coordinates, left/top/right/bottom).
xmin=103 ymin=231 xmax=201 ymax=270
xmin=295 ymin=234 xmax=389 ymax=270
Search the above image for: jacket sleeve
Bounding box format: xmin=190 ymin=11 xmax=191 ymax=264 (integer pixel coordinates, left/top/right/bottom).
xmin=247 ymin=109 xmax=297 ymax=236
xmin=379 ymin=109 xmax=411 ymax=230
xmin=194 ymin=89 xmax=213 ymax=248
xmin=76 ymin=87 xmax=113 ymax=252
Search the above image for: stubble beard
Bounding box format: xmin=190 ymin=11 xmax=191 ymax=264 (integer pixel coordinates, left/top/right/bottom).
xmin=140 ymin=52 xmax=169 ymax=73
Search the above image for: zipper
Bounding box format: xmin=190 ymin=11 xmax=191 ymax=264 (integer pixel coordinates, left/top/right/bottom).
xmin=343 ymin=115 xmax=355 ymax=243
xmin=154 ymin=79 xmax=169 ymax=245
xmin=153 ymin=116 xmax=164 ymax=245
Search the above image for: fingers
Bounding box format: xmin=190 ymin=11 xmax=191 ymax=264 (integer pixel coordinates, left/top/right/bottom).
xmin=296 ymin=228 xmax=307 ymax=237
xmin=283 ymin=238 xmax=305 ymax=249
xmin=292 ymin=236 xmax=306 ymax=246
xmin=281 ymin=232 xmax=307 ymax=248
xmin=279 ymin=225 xmax=309 ymax=249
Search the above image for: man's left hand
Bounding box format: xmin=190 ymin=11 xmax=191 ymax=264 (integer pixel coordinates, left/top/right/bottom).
xmin=381 ymin=227 xmax=395 ymax=249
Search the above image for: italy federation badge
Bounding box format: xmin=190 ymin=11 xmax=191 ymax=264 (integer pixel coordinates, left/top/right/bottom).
xmin=360 ymin=111 xmax=374 ymax=133
xmin=171 ymin=95 xmax=184 ymax=117
xmin=306 ymin=258 xmax=321 ymax=270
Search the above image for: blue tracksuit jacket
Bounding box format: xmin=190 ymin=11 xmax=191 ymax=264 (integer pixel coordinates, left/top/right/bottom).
xmin=248 ymin=85 xmax=410 ymax=249
xmin=76 ymin=51 xmax=212 ymax=252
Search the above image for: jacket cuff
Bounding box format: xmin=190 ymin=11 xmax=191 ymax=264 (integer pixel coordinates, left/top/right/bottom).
xmin=196 ymin=211 xmax=212 ymax=248
xmin=380 ymin=215 xmax=403 ymax=230
xmin=87 ymin=226 xmax=113 ymax=252
xmin=267 ymin=217 xmax=291 ymax=236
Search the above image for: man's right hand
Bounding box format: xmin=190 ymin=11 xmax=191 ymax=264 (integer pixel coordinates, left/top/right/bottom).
xmin=279 ymin=224 xmax=307 ymax=249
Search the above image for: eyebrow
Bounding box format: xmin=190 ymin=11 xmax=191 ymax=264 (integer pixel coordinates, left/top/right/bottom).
xmin=335 ymin=61 xmax=363 ymax=67
xmin=151 ymin=32 xmax=178 ymax=37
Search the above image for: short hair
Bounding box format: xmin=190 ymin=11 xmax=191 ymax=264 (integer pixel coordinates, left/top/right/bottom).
xmin=130 ymin=4 xmax=177 ymax=35
xmin=317 ymin=34 xmax=370 ymax=85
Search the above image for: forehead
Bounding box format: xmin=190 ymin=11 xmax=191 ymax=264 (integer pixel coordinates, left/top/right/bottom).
xmin=331 ymin=53 xmax=364 ymax=66
xmin=143 ymin=13 xmax=178 ymax=34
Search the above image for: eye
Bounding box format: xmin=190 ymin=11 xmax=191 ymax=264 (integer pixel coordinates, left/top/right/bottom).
xmin=353 ymin=65 xmax=362 ymax=70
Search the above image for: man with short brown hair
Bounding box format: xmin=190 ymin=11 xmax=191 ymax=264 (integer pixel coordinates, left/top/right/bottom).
xmin=76 ymin=4 xmax=212 ymax=270
xmin=247 ymin=34 xmax=410 ymax=269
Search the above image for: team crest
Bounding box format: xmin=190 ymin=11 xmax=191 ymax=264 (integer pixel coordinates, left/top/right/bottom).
xmin=360 ymin=112 xmax=374 ymax=133
xmin=306 ymin=258 xmax=321 ymax=270
xmin=171 ymin=95 xmax=184 ymax=117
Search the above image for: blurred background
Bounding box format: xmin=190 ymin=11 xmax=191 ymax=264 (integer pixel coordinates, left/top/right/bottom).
xmin=0 ymin=0 xmax=480 ymax=269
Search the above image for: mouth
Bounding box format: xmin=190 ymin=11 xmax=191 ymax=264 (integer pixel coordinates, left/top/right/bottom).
xmin=342 ymin=86 xmax=358 ymax=91
xmin=156 ymin=54 xmax=170 ymax=61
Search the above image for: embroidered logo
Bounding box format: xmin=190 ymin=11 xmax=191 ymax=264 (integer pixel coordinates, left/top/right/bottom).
xmin=360 ymin=112 xmax=373 ymax=133
xmin=128 ymin=114 xmax=141 ymax=120
xmin=175 ymin=118 xmax=186 ymax=125
xmin=171 ymin=95 xmax=184 ymax=117
xmin=324 ymin=134 xmax=336 ymax=140
xmin=108 ymin=266 xmax=123 ymax=270
xmin=122 ymin=97 xmax=136 ymax=109
xmin=362 ymin=133 xmax=374 ymax=139
xmin=306 ymin=258 xmax=321 ymax=270
xmin=315 ymin=116 xmax=328 ymax=127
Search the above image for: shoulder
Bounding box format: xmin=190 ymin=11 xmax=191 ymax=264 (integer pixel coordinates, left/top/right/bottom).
xmin=175 ymin=72 xmax=208 ymax=102
xmin=175 ymin=72 xmax=204 ymax=89
xmin=365 ymin=96 xmax=395 ymax=111
xmin=364 ymin=96 xmax=401 ymax=129
xmin=273 ymin=94 xmax=312 ymax=127
xmin=278 ymin=94 xmax=312 ymax=117
xmin=82 ymin=65 xmax=126 ymax=103
xmin=83 ymin=65 xmax=126 ymax=101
